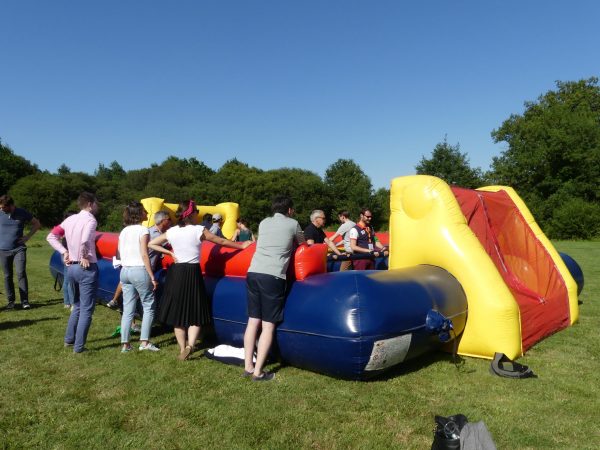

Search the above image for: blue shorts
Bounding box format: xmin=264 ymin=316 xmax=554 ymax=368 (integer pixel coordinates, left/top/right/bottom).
xmin=246 ymin=272 xmax=287 ymax=323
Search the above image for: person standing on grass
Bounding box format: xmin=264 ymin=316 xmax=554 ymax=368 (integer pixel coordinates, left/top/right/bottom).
xmin=47 ymin=192 xmax=99 ymax=353
xmin=148 ymin=200 xmax=252 ymax=361
xmin=243 ymin=195 xmax=305 ymax=382
xmin=0 ymin=194 xmax=41 ymax=310
xmin=118 ymin=202 xmax=160 ymax=353
xmin=46 ymin=211 xmax=77 ymax=310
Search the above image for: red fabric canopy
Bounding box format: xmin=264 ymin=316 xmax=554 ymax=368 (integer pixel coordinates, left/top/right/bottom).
xmin=451 ymin=187 xmax=570 ymax=350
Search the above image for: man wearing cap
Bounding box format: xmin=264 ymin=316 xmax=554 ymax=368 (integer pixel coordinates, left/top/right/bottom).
xmin=0 ymin=195 xmax=41 ymax=310
xmin=209 ymin=213 xmax=224 ymax=238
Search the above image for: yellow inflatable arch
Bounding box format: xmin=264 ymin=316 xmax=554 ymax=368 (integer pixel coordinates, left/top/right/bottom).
xmin=140 ymin=197 xmax=239 ymax=240
xmin=389 ymin=175 xmax=578 ymax=360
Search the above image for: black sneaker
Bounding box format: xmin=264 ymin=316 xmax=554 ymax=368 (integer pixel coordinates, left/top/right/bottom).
xmin=5 ymin=303 xmax=15 ymax=310
xmin=22 ymin=303 xmax=31 ymax=310
xmin=252 ymin=372 xmax=275 ymax=382
xmin=106 ymin=300 xmax=119 ymax=310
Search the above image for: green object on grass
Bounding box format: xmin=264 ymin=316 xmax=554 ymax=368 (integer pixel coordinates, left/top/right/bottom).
xmin=110 ymin=325 xmax=139 ymax=337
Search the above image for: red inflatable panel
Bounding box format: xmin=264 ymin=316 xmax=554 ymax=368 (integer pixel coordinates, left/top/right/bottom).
xmin=294 ymin=243 xmax=328 ymax=281
xmin=200 ymin=241 xmax=256 ymax=277
xmin=452 ymin=187 xmax=570 ymax=350
xmin=95 ymin=232 xmax=119 ymax=260
xmin=146 ymin=239 xmax=326 ymax=282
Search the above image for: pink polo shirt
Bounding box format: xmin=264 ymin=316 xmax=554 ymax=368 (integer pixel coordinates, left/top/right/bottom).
xmin=47 ymin=210 xmax=98 ymax=263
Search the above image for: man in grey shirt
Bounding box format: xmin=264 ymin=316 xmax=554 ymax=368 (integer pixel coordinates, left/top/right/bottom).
xmin=243 ymin=195 xmax=304 ymax=381
xmin=328 ymin=210 xmax=356 ymax=271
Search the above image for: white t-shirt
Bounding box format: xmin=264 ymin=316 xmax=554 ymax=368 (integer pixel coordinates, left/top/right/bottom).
xmin=336 ymin=220 xmax=356 ymax=253
xmin=166 ymin=225 xmax=205 ymax=263
xmin=119 ymin=224 xmax=150 ymax=267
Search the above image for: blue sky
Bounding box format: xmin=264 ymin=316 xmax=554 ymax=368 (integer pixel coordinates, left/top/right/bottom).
xmin=1 ymin=1 xmax=599 ymax=189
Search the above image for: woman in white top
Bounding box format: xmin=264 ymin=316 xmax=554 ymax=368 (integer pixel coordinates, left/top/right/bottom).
xmin=148 ymin=200 xmax=252 ymax=361
xmin=118 ymin=202 xmax=159 ymax=353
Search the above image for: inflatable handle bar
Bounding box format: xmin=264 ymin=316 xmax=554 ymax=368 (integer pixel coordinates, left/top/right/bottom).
xmin=327 ymin=252 xmax=388 ymax=262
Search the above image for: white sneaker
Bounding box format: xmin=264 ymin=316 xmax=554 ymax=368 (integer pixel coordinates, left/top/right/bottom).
xmin=139 ymin=343 xmax=160 ymax=352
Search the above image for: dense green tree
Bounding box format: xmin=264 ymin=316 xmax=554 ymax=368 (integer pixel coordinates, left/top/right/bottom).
xmin=547 ymin=197 xmax=600 ymax=240
xmin=147 ymin=156 xmax=215 ymax=190
xmin=9 ymin=173 xmax=92 ymax=225
xmin=324 ymin=159 xmax=373 ymax=220
xmin=415 ymin=138 xmax=483 ymax=188
xmin=265 ymin=168 xmax=330 ymax=229
xmin=370 ymin=187 xmax=390 ymax=231
xmin=95 ymin=161 xmax=126 ymax=181
xmin=0 ymin=140 xmax=39 ymax=194
xmin=208 ymin=159 xmax=266 ymax=224
xmin=490 ymin=78 xmax=600 ymax=238
xmin=57 ymin=164 xmax=71 ymax=175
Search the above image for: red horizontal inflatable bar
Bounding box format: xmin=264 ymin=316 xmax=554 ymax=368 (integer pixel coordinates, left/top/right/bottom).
xmin=93 ymin=232 xmax=328 ymax=281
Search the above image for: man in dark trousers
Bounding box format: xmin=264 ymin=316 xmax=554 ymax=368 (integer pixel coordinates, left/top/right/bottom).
xmin=0 ymin=195 xmax=41 ymax=310
xmin=243 ymin=195 xmax=305 ymax=381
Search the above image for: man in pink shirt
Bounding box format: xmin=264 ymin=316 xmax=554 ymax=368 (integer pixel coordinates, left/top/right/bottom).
xmin=47 ymin=192 xmax=99 ymax=353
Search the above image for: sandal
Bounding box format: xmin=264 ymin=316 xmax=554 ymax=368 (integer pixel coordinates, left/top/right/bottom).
xmin=177 ymin=345 xmax=192 ymax=361
xmin=252 ymin=372 xmax=275 ymax=382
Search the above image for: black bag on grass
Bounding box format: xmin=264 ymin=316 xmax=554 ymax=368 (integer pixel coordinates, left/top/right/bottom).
xmin=431 ymin=414 xmax=468 ymax=450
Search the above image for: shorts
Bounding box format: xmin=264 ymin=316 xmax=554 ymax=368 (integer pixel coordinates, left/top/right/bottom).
xmin=246 ymin=272 xmax=287 ymax=323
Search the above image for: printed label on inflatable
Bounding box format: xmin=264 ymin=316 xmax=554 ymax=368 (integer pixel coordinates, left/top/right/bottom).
xmin=364 ymin=334 xmax=412 ymax=371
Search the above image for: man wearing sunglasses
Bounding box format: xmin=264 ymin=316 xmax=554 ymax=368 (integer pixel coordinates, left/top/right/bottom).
xmin=348 ymin=208 xmax=388 ymax=270
xmin=303 ymin=210 xmax=343 ymax=257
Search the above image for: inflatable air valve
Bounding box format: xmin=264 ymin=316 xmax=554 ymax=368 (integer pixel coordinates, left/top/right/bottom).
xmin=426 ymin=310 xmax=454 ymax=342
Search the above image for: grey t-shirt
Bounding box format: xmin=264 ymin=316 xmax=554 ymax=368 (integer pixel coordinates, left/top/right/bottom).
xmin=0 ymin=208 xmax=33 ymax=251
xmin=336 ymin=220 xmax=356 ymax=253
xmin=248 ymin=213 xmax=305 ymax=279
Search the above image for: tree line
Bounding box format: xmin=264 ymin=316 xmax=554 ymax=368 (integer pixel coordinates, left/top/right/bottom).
xmin=0 ymin=146 xmax=390 ymax=233
xmin=2 ymin=78 xmax=599 ymax=239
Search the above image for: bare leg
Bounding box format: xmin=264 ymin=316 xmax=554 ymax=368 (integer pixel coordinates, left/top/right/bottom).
xmin=253 ymin=321 xmax=275 ymax=377
xmin=112 ymin=282 xmax=123 ymax=303
xmin=174 ymin=327 xmax=187 ymax=353
xmin=187 ymin=325 xmax=201 ymax=349
xmin=243 ymin=318 xmax=261 ymax=372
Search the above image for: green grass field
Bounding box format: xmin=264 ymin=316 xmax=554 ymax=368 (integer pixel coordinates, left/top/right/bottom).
xmin=0 ymin=234 xmax=598 ymax=449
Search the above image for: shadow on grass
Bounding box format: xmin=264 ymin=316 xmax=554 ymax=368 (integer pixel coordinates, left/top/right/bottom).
xmin=0 ymin=316 xmax=61 ymax=331
xmin=372 ymin=351 xmax=474 ymax=382
xmin=29 ymin=298 xmax=65 ymax=309
xmin=90 ymin=324 xmax=185 ymax=351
